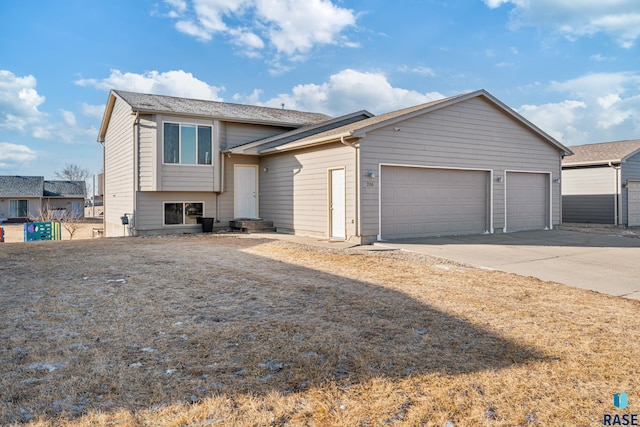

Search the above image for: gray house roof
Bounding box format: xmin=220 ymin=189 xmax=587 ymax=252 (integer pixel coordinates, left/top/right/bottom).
xmin=229 ymin=110 xmax=375 ymax=154
xmin=258 ymin=89 xmax=572 ymax=156
xmin=99 ymin=90 xmax=332 ymax=142
xmin=0 ymin=176 xmax=44 ymax=198
xmin=44 ymin=180 xmax=86 ymax=198
xmin=562 ymin=139 xmax=640 ymax=167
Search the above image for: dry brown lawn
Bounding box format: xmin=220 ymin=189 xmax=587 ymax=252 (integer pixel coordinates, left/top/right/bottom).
xmin=0 ymin=233 xmax=638 ymax=426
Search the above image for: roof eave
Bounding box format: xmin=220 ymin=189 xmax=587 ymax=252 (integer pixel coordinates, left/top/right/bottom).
xmin=97 ymin=91 xmax=118 ymax=143
xmin=259 ymin=132 xmax=355 ymax=154
xmin=562 ymin=159 xmax=622 ymax=168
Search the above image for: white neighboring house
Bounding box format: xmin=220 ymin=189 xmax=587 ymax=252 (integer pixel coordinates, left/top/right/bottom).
xmin=98 ymin=89 xmax=571 ymax=242
xmin=0 ymin=176 xmax=86 ymax=223
xmin=562 ymin=139 xmax=640 ymax=227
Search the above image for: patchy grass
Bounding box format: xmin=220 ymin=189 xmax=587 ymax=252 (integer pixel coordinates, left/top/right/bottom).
xmin=0 ymin=234 xmax=638 ymax=426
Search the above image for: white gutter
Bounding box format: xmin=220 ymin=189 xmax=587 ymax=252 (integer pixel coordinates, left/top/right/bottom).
xmin=132 ymin=111 xmax=140 ymax=234
xmin=609 ymin=161 xmax=622 ymax=226
xmin=340 ymin=136 xmax=360 ymax=241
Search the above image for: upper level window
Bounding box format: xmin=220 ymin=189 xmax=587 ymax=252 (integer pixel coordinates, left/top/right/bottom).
xmin=163 ymin=123 xmax=212 ymax=165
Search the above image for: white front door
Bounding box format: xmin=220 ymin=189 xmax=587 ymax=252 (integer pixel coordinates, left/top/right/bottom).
xmin=330 ymin=168 xmax=345 ymax=239
xmin=235 ymin=165 xmax=258 ymax=218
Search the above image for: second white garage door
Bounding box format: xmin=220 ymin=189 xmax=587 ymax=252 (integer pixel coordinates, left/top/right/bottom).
xmin=505 ymin=172 xmax=549 ymax=232
xmin=380 ymin=166 xmax=489 ymax=239
xmin=628 ymin=181 xmax=640 ymax=227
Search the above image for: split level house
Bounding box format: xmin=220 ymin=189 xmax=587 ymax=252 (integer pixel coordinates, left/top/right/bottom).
xmin=562 ymin=139 xmax=640 ymax=227
xmin=97 ymin=89 xmax=572 ymax=243
xmin=0 ymin=176 xmax=86 ymax=223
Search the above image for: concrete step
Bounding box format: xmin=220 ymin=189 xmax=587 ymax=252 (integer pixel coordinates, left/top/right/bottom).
xmin=229 ymin=218 xmax=275 ymax=233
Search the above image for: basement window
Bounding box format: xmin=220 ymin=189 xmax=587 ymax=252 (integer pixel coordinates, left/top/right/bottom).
xmin=163 ymin=202 xmax=203 ymax=225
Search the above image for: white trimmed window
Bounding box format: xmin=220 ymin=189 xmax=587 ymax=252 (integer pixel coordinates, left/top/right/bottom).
xmin=164 ymin=202 xmax=203 ymax=225
xmin=10 ymin=200 xmax=28 ymax=217
xmin=163 ymin=123 xmax=212 ymax=165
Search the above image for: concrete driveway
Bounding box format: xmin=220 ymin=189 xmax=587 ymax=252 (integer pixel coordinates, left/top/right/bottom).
xmin=375 ymin=230 xmax=640 ymax=299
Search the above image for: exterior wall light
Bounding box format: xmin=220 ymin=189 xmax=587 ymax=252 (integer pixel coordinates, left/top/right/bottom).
xmin=495 ymin=175 xmax=503 ymax=183
xmin=367 ymin=170 xmax=376 ymax=178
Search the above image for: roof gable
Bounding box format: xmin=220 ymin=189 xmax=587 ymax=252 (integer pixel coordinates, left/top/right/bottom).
xmin=0 ymin=176 xmax=44 ymax=198
xmin=260 ymin=89 xmax=572 ymax=155
xmin=562 ymin=139 xmax=640 ymax=166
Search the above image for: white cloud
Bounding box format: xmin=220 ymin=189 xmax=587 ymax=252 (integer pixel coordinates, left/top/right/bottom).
xmin=397 ymin=65 xmax=436 ymax=77
xmin=518 ymin=100 xmax=587 ymax=143
xmin=236 ymin=69 xmax=445 ymax=116
xmin=0 ymin=142 xmax=37 ymax=169
xmin=0 ymin=70 xmax=46 ymax=132
xmin=517 ymin=71 xmax=640 ymax=145
xmin=483 ymin=0 xmax=640 ymax=47
xmin=75 ymin=69 xmax=224 ymax=100
xmin=82 ymin=103 xmax=106 ymax=119
xmin=163 ymin=0 xmax=357 ymax=62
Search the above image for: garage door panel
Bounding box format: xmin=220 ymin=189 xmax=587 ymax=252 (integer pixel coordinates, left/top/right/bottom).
xmin=506 ymin=172 xmax=548 ymax=232
xmin=381 ymin=166 xmax=489 ymax=239
xmin=628 ymin=182 xmax=640 ymax=227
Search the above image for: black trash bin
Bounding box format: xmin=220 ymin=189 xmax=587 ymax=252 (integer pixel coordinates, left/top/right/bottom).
xmin=201 ymin=217 xmax=214 ymax=233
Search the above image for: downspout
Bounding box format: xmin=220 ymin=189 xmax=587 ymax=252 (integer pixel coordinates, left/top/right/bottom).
xmin=608 ymin=161 xmax=621 ymax=226
xmin=132 ymin=111 xmax=140 ymax=235
xmin=340 ymin=136 xmax=360 ymax=241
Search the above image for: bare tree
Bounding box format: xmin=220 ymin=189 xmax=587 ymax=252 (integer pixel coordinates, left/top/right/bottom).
xmin=55 ymin=163 xmax=92 ymax=202
xmin=55 ymin=164 xmax=91 ymax=182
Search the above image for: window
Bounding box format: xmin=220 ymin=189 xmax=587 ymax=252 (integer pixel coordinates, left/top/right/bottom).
xmin=164 ymin=202 xmax=203 ymax=225
xmin=163 ymin=123 xmax=212 ymax=165
xmin=10 ymin=200 xmax=28 ymax=217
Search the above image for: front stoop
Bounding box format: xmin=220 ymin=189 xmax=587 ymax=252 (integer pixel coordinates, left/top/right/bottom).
xmin=229 ymin=218 xmax=276 ymax=233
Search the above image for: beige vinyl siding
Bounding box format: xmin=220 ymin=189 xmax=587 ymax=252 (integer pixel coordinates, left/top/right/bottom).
xmin=104 ymin=96 xmax=135 ymax=237
xmin=224 ymin=123 xmax=292 ymax=150
xmin=138 ymin=115 xmax=157 ymax=191
xmin=259 ymin=143 xmax=357 ymax=239
xmin=217 ymin=154 xmax=260 ymax=223
xmin=156 ymin=115 xmax=217 ymax=192
xmin=622 ymin=152 xmax=640 ymax=226
xmin=359 ymin=97 xmax=562 ymax=241
xmin=134 ymin=191 xmax=216 ymax=236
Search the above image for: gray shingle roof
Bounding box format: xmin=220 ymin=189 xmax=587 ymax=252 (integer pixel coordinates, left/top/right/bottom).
xmin=44 ymin=181 xmax=86 ymax=198
xmin=563 ymin=139 xmax=640 ymax=166
xmin=0 ymin=176 xmax=44 ymax=198
xmin=114 ymin=90 xmax=331 ymax=126
xmin=258 ymin=89 xmax=570 ymax=155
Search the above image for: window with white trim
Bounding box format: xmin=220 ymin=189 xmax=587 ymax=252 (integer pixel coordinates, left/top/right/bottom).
xmin=164 ymin=202 xmax=203 ymax=225
xmin=10 ymin=200 xmax=28 ymax=217
xmin=163 ymin=123 xmax=212 ymax=165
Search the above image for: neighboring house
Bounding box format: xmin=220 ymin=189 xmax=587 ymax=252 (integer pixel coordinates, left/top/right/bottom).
xmin=43 ymin=180 xmax=87 ymax=219
xmin=0 ymin=176 xmax=86 ymax=223
xmin=98 ymin=89 xmax=571 ymax=243
xmin=0 ymin=176 xmax=44 ymax=222
xmin=562 ymin=139 xmax=640 ymax=226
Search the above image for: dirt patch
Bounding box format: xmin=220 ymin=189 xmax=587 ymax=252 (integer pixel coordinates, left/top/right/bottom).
xmin=0 ymin=234 xmax=638 ymax=426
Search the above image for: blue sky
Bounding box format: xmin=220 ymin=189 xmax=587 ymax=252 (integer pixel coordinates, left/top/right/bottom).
xmin=1 ymin=0 xmax=639 ymax=186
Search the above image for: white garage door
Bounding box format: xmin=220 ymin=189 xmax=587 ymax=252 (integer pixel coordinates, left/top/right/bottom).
xmin=506 ymin=172 xmax=548 ymax=232
xmin=380 ymin=166 xmax=489 ymax=239
xmin=628 ymin=181 xmax=640 ymax=227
